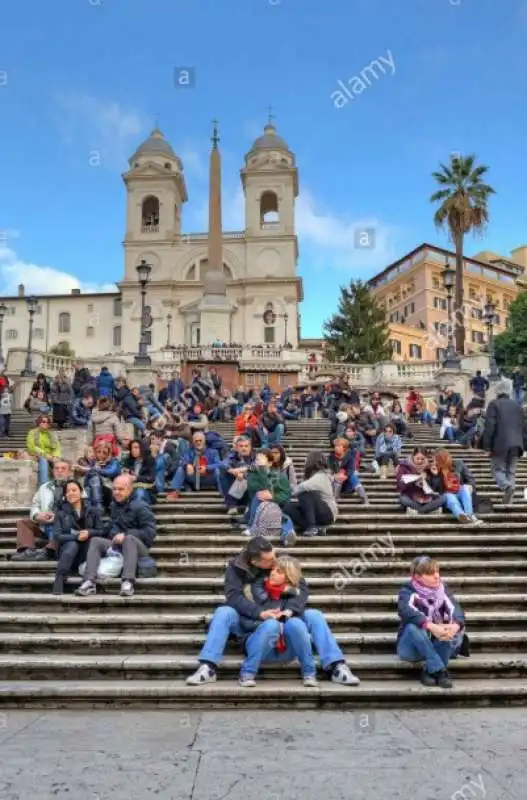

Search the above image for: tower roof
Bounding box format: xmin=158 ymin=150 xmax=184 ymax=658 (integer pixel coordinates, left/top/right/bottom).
xmin=251 ymin=123 xmax=290 ymax=152
xmin=130 ymin=129 xmax=177 ymax=160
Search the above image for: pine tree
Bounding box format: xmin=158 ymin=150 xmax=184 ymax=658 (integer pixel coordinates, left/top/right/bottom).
xmin=323 ymin=280 xmax=392 ymax=363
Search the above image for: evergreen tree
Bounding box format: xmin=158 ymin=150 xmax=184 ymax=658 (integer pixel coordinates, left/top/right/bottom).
xmin=494 ymin=291 xmax=527 ymax=368
xmin=323 ymin=280 xmax=392 ymax=363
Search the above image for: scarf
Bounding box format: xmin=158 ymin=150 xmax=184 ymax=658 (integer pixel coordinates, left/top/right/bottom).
xmin=410 ymin=577 xmax=454 ymax=624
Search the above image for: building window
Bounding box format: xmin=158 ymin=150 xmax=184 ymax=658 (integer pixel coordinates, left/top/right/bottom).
xmin=436 ymin=347 xmax=446 ymax=361
xmin=86 ymin=326 xmax=94 ymax=338
xmin=113 ymin=325 xmax=122 ymax=347
xmin=264 ymin=326 xmax=275 ymax=344
xmin=6 ymin=329 xmax=17 ymax=340
xmin=58 ymin=312 xmax=71 ymax=333
xmin=471 ymin=308 xmax=483 ymax=320
xmin=404 ymin=302 xmax=415 ymax=316
xmin=246 ymin=374 xmax=255 ymax=386
xmin=433 ymin=322 xmax=447 ymax=336
xmin=141 ymin=195 xmax=160 ymax=230
xmin=113 ymin=297 xmax=122 ymax=317
xmin=278 ymin=374 xmax=290 ymax=386
xmin=409 ymin=344 xmax=422 ymax=359
xmin=33 ymin=327 xmax=44 ymax=339
xmin=263 ymin=302 xmax=276 ymax=344
xmin=471 ymin=331 xmax=485 ymax=344
xmin=432 ymin=275 xmax=440 ymax=289
xmin=390 ymin=339 xmax=402 ymax=355
xmin=494 ymin=314 xmax=501 ymax=325
xmin=433 ymin=296 xmax=447 ymax=311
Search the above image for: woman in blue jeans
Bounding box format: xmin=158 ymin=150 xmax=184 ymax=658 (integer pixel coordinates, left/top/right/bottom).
xmin=397 ymin=554 xmax=469 ymax=688
xmin=428 ymin=450 xmax=484 ymax=525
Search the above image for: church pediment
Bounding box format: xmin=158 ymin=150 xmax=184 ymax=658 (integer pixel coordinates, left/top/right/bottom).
xmin=123 ymin=161 xmax=172 ymax=179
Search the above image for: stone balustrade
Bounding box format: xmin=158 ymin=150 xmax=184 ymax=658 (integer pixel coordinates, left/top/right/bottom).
xmin=0 ymin=459 xmax=38 ymax=508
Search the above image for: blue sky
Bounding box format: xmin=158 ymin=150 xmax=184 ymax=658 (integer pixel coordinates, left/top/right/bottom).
xmin=1 ymin=0 xmax=527 ymax=337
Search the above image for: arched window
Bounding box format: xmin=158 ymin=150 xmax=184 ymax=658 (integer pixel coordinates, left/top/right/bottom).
xmin=260 ymin=191 xmax=279 ymax=228
xmin=263 ymin=302 xmax=276 ymax=344
xmin=141 ymin=196 xmax=160 ymax=231
xmin=185 ymin=264 xmax=196 ymax=280
xmin=58 ymin=312 xmax=71 ymax=334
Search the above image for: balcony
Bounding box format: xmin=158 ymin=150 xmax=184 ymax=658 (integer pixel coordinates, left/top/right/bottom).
xmin=141 ymin=224 xmax=159 ymax=233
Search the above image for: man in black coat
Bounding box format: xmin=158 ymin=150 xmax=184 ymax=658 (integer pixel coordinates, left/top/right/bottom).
xmin=75 ymin=474 xmax=156 ymax=597
xmin=481 ymin=381 xmax=527 ymax=504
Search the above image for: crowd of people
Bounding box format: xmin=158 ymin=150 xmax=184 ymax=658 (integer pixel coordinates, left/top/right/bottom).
xmin=4 ymin=361 xmax=526 ymax=689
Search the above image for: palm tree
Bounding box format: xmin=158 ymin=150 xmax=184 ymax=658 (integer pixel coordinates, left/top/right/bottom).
xmin=431 ymin=154 xmax=495 ymax=355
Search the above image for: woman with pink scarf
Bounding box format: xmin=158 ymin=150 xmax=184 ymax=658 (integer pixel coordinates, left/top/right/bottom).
xmin=397 ymin=555 xmax=469 ymax=688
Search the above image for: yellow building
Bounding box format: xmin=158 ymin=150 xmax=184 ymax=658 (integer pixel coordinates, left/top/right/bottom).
xmin=368 ymin=243 xmax=524 ymax=361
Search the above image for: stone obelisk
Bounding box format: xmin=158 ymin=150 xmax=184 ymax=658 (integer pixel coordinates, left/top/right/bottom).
xmin=198 ymin=121 xmax=232 ymax=344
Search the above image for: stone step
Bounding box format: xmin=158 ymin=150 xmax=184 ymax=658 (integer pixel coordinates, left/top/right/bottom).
xmin=0 ymin=652 xmax=524 ymax=683
xmin=0 ymin=592 xmax=523 ymax=613
xmin=2 ymin=677 xmax=527 ymax=709
xmin=0 ymin=610 xmax=523 ymax=634
xmin=0 ymin=629 xmax=525 ymax=655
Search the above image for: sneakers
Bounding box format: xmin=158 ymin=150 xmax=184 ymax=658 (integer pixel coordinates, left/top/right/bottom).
xmin=468 ymin=514 xmax=485 ymax=526
xmin=165 ymin=491 xmax=180 ymax=502
xmin=75 ymin=580 xmax=96 ymax=597
xmin=421 ymin=668 xmax=453 ymax=689
xmin=34 ymin=548 xmax=55 ymax=561
xmin=303 ymin=675 xmax=319 ymax=688
xmin=330 ymin=663 xmax=360 ymax=686
xmin=503 ymin=486 xmax=514 ymax=505
xmin=238 ymin=673 xmax=257 ymax=687
xmin=227 ymin=507 xmax=239 ymax=517
xmin=303 ymin=527 xmax=319 ymax=538
xmin=10 ymin=548 xmax=38 ymax=561
xmin=430 ymin=508 xmax=443 ymax=516
xmin=120 ymin=580 xmax=134 ymax=597
xmin=186 ymin=663 xmax=217 ymax=686
xmin=406 ymin=508 xmax=419 ymax=517
xmin=241 ymin=528 xmax=252 ymax=537
xmin=457 ymin=513 xmax=469 ymax=524
xmin=280 ymin=530 xmax=297 ymax=547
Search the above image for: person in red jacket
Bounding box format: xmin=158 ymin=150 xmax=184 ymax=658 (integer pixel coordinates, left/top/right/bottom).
xmin=235 ymin=404 xmax=259 ymax=436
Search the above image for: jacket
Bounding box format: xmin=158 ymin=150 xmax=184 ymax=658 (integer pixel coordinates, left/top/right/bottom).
xmin=327 ymin=450 xmax=357 ymax=474
xmin=167 ymin=377 xmax=185 ymax=401
xmin=71 ymin=398 xmax=92 ymax=426
xmin=294 ymin=471 xmax=338 ymax=521
xmin=103 ymin=497 xmax=157 ymax=548
xmin=512 ymin=372 xmax=525 ymax=390
xmin=96 ymin=368 xmax=114 ymax=398
xmin=72 ymin=368 xmax=92 ymax=396
xmin=375 ymin=433 xmax=402 ymax=458
xmin=246 ymin=466 xmax=291 ymax=506
xmin=224 ymin=548 xmax=309 ymax=631
xmin=395 ymin=459 xmax=437 ymax=503
xmin=87 ymin=457 xmax=122 ymax=484
xmin=239 ymin=576 xmax=309 ymax=633
xmin=235 ymin=413 xmax=259 ymax=435
xmin=27 ymin=397 xmax=52 ymax=415
xmin=397 ymin=581 xmax=465 ymax=643
xmin=88 ymin=409 xmax=122 ymax=440
xmin=123 ymin=455 xmax=156 ymax=488
xmin=26 ymin=428 xmax=61 ymax=460
xmin=50 ymin=380 xmax=74 ymax=405
xmin=273 ymin=457 xmax=297 ymax=490
xmin=261 ymin=411 xmax=283 ymax=433
xmin=115 ymin=386 xmax=142 ymax=421
xmin=29 ymin=480 xmax=68 ymax=522
xmin=481 ymin=394 xmax=527 ymax=457
xmin=181 ymin=446 xmax=220 ymax=472
xmin=54 ymin=502 xmax=102 ymax=547
xmin=0 ymin=391 xmax=12 ymax=415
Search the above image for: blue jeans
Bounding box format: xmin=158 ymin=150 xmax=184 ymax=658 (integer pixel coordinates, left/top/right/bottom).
xmin=444 ymin=485 xmax=473 ymax=518
xmin=218 ymin=468 xmax=249 ymax=509
xmin=199 ymin=606 xmax=343 ymax=672
xmin=442 ymin=426 xmax=456 ymax=441
xmin=38 ymin=457 xmax=50 ymax=486
xmin=259 ymin=423 xmax=285 ymax=447
xmin=132 ymin=487 xmax=154 ymax=504
xmin=171 ymin=466 xmax=219 ymax=492
xmin=282 ymin=410 xmax=299 ymax=420
xmin=458 ymin=425 xmax=478 ymax=446
xmin=343 ymin=470 xmax=360 ymax=492
xmin=246 ymin=495 xmax=261 ymax=526
xmin=419 ymin=411 xmax=433 ymax=424
xmin=513 ymin=388 xmax=524 ymax=405
xmin=155 ymin=453 xmax=170 ymax=493
xmin=302 ymin=405 xmax=315 ymax=419
xmin=127 ymin=416 xmax=145 ymax=433
xmin=397 ymin=624 xmax=463 ymax=674
xmin=241 ymin=617 xmax=317 ymax=678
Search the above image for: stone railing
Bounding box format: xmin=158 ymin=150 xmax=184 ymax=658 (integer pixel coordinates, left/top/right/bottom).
xmin=161 ymin=345 xmax=289 ymax=362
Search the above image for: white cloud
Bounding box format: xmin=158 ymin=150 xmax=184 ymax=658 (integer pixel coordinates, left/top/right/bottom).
xmin=0 ymin=245 xmax=116 ymax=296
xmin=53 ymin=91 xmax=150 ymax=168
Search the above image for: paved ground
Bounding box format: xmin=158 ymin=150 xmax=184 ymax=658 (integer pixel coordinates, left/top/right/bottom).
xmin=0 ymin=707 xmax=524 ymax=799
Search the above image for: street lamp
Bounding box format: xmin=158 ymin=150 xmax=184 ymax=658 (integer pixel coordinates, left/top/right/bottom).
xmin=441 ymin=262 xmax=461 ymax=369
xmin=21 ymin=295 xmax=38 ymax=377
xmin=484 ymin=298 xmax=500 ymax=381
xmin=134 ymin=259 xmax=152 ymax=366
xmin=165 ymin=313 xmax=173 ymax=349
xmin=283 ymin=312 xmax=289 ymax=347
xmin=0 ymin=301 xmax=6 ymax=367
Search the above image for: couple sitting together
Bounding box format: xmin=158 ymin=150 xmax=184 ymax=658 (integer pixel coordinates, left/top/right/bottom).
xmin=186 ymin=536 xmax=360 ymax=687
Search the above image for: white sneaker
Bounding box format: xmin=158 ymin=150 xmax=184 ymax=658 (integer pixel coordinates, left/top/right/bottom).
xmin=238 ymin=674 xmax=256 ymax=687
xmin=330 ymin=663 xmax=360 ymax=686
xmin=227 ymin=507 xmax=239 ymax=517
xmin=468 ymin=514 xmax=485 ymax=526
xmin=241 ymin=528 xmax=252 ymax=537
xmin=186 ymin=663 xmax=217 ymax=685
xmin=406 ymin=508 xmax=419 ymax=516
xmin=303 ymin=676 xmax=319 ymax=688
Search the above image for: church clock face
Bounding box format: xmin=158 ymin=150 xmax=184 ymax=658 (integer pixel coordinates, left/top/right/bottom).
xmin=263 ymin=309 xmax=276 ymax=325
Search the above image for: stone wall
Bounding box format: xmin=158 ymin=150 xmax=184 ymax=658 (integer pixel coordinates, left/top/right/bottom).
xmin=57 ymin=430 xmax=90 ymax=465
xmin=0 ymin=459 xmax=38 ymax=508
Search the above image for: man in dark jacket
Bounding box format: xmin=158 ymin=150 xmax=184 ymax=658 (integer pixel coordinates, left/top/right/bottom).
xmin=114 ymin=380 xmax=145 ymax=433
xmin=72 ymin=363 xmax=92 ymax=398
xmin=185 ymin=537 xmax=360 ymax=687
xmin=512 ymin=368 xmax=525 ymax=406
xmin=96 ymin=366 xmax=115 ymax=399
xmin=218 ymin=436 xmax=256 ymax=514
xmin=481 ymin=381 xmax=527 ymax=504
xmin=70 ymin=393 xmax=94 ymax=427
xmin=75 ymin=474 xmax=156 ymax=597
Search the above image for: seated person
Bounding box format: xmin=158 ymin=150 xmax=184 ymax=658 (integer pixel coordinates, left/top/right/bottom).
xmin=457 ymin=398 xmax=485 ymax=448
xmin=166 ymin=431 xmax=221 ymax=500
xmin=282 ymin=451 xmax=338 ymax=538
xmin=405 ymin=388 xmax=421 ymax=421
xmin=388 ymin=400 xmax=409 ymax=437
xmin=343 ymin=422 xmax=366 ymax=469
xmin=396 ymin=447 xmax=445 ymax=516
xmin=363 ymin=392 xmax=388 ymax=427
xmin=83 ymin=440 xmax=122 ymax=512
xmin=52 ymin=479 xmax=103 ymax=594
xmin=259 ymin=401 xmax=285 ymax=447
xmin=269 ymin=444 xmax=298 ymax=490
xmin=218 ymin=435 xmax=256 ymax=515
xmin=235 ymin=404 xmax=260 ymax=437
xmin=397 ymin=555 xmax=468 ymax=689
xmin=428 ymin=449 xmax=484 ymax=525
xmin=186 ymin=537 xmax=359 ymax=687
xmin=26 ymin=414 xmax=61 ymax=486
xmin=148 ymin=431 xmax=183 ymax=493
xmin=440 ymin=404 xmax=461 ymax=442
xmin=187 ymin=403 xmax=210 ymax=432
xmin=11 ymin=458 xmax=71 ymax=561
xmin=70 ymin=393 xmax=94 ymax=428
xmin=203 ymin=428 xmax=229 ymax=460
xmin=350 ymin=404 xmax=378 ymax=448
xmin=122 ymin=439 xmax=156 ymax=504
xmin=75 ymin=473 xmax=157 ymax=598
xmin=26 ymin=389 xmax=52 ymax=416
xmin=88 ymin=396 xmax=123 ymax=456
xmin=373 ymin=423 xmax=402 ymax=479
xmin=243 ymin=450 xmax=294 ymax=543
xmin=328 ymin=438 xmax=369 ymax=504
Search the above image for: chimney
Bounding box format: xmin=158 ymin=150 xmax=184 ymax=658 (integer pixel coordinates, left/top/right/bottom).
xmin=71 ymin=289 xmax=81 ymax=295
xmin=18 ymin=284 xmax=24 ymax=297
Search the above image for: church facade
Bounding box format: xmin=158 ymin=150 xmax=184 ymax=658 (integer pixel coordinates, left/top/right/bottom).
xmin=0 ymin=123 xmax=303 ymax=362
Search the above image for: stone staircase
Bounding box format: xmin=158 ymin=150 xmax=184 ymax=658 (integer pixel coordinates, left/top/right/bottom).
xmin=1 ymin=416 xmax=527 ymax=708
